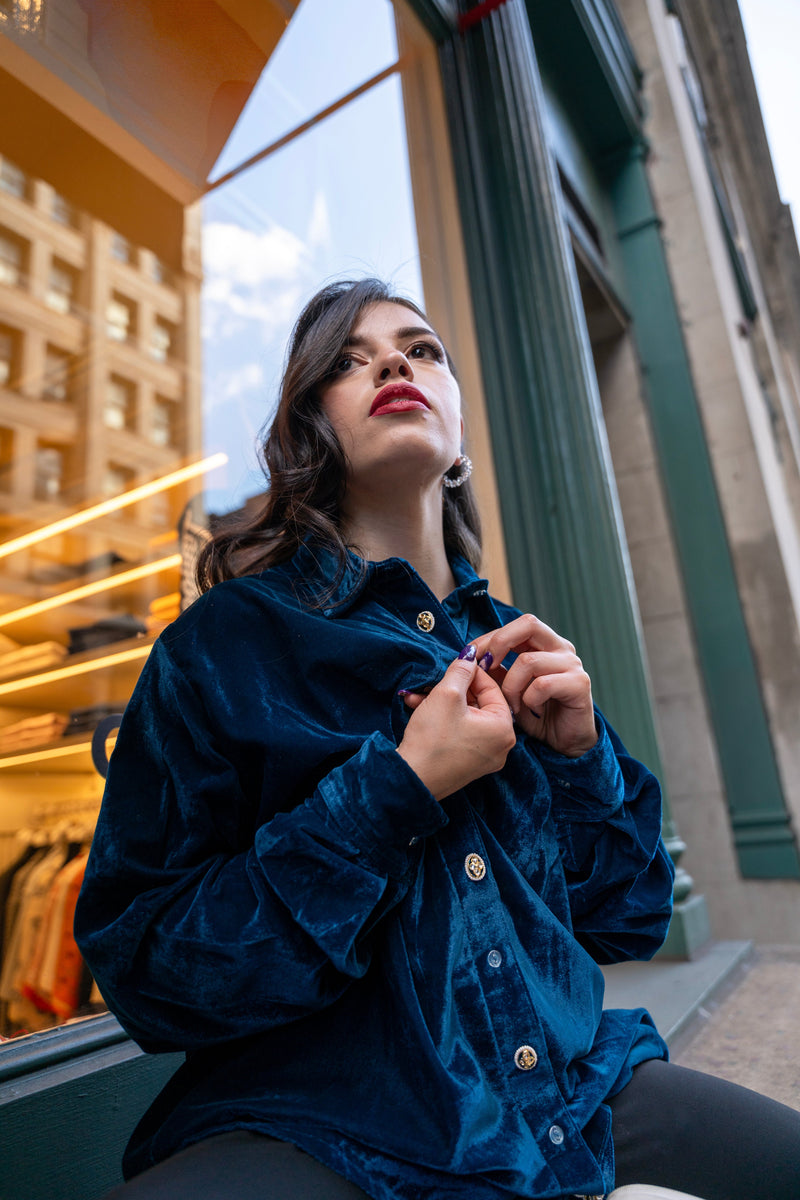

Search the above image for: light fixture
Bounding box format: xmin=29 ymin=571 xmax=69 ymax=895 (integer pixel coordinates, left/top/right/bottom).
xmin=0 ymin=452 xmax=227 ymax=560
xmin=0 ymin=643 xmax=151 ymax=698
xmin=0 ymin=554 xmax=182 ymax=629
xmin=0 ymin=736 xmax=116 ymax=771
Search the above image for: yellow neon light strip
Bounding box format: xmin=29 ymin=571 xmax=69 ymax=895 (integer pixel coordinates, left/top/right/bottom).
xmin=0 ymin=554 xmax=182 ymax=629
xmin=0 ymin=643 xmax=151 ymax=698
xmin=0 ymin=736 xmax=117 ymax=770
xmin=0 ymin=452 xmax=227 ymax=560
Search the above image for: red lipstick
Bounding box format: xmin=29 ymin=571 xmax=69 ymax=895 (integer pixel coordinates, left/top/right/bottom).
xmin=369 ymin=383 xmax=430 ymax=417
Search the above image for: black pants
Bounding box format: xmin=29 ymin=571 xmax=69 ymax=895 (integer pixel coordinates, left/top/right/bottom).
xmin=102 ymin=1060 xmax=800 ymax=1200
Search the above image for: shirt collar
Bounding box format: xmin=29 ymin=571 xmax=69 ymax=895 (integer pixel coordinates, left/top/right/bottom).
xmin=286 ymin=538 xmax=489 ymax=618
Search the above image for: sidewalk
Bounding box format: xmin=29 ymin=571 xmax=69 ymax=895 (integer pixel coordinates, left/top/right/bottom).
xmin=601 ymin=942 xmax=800 ymax=1111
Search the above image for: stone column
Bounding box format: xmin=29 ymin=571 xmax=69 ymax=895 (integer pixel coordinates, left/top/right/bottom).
xmin=438 ymin=0 xmax=708 ymax=952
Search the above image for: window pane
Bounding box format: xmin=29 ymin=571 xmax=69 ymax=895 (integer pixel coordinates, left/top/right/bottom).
xmin=0 ymin=156 xmax=26 ymax=199
xmin=45 ymin=262 xmax=75 ymax=314
xmin=104 ymin=376 xmax=135 ymax=429
xmin=106 ymin=295 xmax=135 ymax=341
xmin=209 ymin=0 xmax=399 ymax=184
xmin=43 ymin=347 xmax=72 ymax=403
xmin=203 ymin=71 xmax=422 ymax=511
xmin=0 ymin=232 xmax=23 ymax=287
xmin=34 ymin=445 xmax=64 ymax=500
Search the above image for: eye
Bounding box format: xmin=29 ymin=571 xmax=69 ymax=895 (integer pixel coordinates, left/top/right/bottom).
xmin=407 ymin=340 xmax=444 ymax=362
xmin=331 ymin=353 xmax=355 ymax=375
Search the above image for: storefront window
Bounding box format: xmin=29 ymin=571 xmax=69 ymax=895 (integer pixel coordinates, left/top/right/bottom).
xmin=0 ymin=0 xmax=479 ymax=1047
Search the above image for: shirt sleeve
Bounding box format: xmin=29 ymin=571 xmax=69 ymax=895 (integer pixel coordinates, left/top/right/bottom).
xmin=74 ymin=638 xmax=447 ymax=1053
xmin=534 ymin=712 xmax=675 ymax=965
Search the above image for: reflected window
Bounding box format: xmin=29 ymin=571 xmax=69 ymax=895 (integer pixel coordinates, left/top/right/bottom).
xmin=104 ymin=462 xmax=135 ymax=496
xmin=0 ymin=156 xmax=26 ymax=200
xmin=0 ymin=425 xmax=12 ymax=491
xmin=0 ymin=230 xmax=25 ymax=288
xmin=151 ymin=396 xmax=174 ymax=446
xmin=45 ymin=260 xmax=76 ymax=314
xmin=110 ymin=232 xmax=132 ymax=264
xmin=0 ymin=325 xmax=19 ymax=387
xmin=51 ymin=192 xmax=77 ymax=228
xmin=42 ymin=346 xmax=73 ymax=403
xmin=150 ymin=318 xmax=174 ymax=363
xmin=149 ymin=255 xmax=172 ymax=287
xmin=34 ymin=444 xmax=64 ymax=500
xmin=104 ymin=376 xmax=136 ymax=430
xmin=106 ymin=294 xmax=136 ymax=343
xmin=0 ymin=0 xmax=43 ymax=34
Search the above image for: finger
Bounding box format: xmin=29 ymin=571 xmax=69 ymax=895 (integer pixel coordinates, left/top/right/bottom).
xmin=400 ymin=692 xmax=426 ymax=711
xmin=466 ymin=661 xmax=514 ymax=715
xmin=522 ymin=669 xmax=592 ymax=711
xmin=471 ymin=614 xmax=575 ymax=665
xmin=501 ymin=651 xmax=579 ymax=711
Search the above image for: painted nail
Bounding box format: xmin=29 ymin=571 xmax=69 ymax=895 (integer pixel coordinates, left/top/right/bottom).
xmin=397 ymin=689 xmax=411 ymax=697
xmin=478 ymin=652 xmax=493 ymax=671
xmin=458 ymin=644 xmax=477 ymax=662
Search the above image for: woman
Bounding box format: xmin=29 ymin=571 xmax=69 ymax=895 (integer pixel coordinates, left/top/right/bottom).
xmin=75 ymin=279 xmax=800 ymax=1200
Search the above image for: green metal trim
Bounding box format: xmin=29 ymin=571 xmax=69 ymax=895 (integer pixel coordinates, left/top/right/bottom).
xmin=438 ymin=0 xmax=664 ymax=772
xmin=402 ymin=0 xmax=458 ymax=40
xmin=525 ymin=0 xmax=642 ymax=151
xmin=0 ymin=1013 xmax=128 ymax=1085
xmin=608 ymin=143 xmax=800 ymax=879
xmin=566 ymin=0 xmax=644 ymax=128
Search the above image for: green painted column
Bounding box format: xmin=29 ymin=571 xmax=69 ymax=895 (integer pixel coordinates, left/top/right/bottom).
xmin=608 ymin=143 xmax=800 ymax=880
xmin=436 ymin=0 xmax=707 ymax=949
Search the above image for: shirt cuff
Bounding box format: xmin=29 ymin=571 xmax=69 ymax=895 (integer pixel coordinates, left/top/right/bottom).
xmin=318 ymin=731 xmax=448 ymax=877
xmin=533 ymin=718 xmax=624 ymax=819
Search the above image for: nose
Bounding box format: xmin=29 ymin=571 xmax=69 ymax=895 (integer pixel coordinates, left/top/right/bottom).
xmin=374 ymin=346 xmax=414 ymax=384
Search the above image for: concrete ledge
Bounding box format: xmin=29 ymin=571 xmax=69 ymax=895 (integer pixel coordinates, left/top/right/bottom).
xmin=601 ymin=940 xmax=752 ymax=1041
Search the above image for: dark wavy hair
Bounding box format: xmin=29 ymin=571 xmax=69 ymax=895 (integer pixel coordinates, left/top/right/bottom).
xmin=196 ymin=278 xmax=482 ymax=598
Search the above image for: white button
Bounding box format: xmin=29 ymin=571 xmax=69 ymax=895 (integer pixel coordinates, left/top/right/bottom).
xmin=487 ymin=949 xmax=502 ymax=968
xmin=416 ymin=610 xmax=435 ymax=632
xmin=548 ymin=1124 xmax=564 ymax=1145
xmin=514 ymin=1044 xmax=538 ymax=1071
xmin=464 ymin=853 xmax=486 ymax=881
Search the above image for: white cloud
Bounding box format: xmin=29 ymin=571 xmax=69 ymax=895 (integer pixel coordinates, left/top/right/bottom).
xmin=307 ymin=190 xmax=332 ymax=250
xmin=203 ymin=221 xmax=310 ymax=286
xmin=222 ymin=362 xmax=265 ymax=400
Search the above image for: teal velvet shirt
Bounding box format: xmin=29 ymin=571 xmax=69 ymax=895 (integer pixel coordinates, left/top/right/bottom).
xmin=74 ymin=543 xmax=673 ymax=1199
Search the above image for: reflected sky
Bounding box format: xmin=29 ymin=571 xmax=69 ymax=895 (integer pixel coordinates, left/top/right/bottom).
xmin=200 ymin=0 xmax=422 ymax=515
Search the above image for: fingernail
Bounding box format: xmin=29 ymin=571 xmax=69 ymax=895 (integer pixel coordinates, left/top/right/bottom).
xmin=478 ymin=652 xmax=493 ymax=671
xmin=397 ymin=689 xmax=410 ymax=697
xmin=458 ymin=644 xmax=477 ymax=662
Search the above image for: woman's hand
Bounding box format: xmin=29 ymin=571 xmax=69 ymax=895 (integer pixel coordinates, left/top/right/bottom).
xmin=397 ymin=653 xmax=516 ymax=800
xmin=470 ymin=615 xmax=597 ymax=758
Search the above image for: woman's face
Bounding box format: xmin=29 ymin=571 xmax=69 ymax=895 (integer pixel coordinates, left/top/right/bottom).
xmin=318 ymin=301 xmax=463 ymax=498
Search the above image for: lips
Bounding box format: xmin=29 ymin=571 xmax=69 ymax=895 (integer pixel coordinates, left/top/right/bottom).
xmin=369 ymin=383 xmax=430 ymax=416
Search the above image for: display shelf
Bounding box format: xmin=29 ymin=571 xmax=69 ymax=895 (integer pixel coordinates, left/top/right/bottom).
xmin=0 ymin=555 xmax=180 ymax=645
xmin=0 ymin=635 xmax=155 ymax=711
xmin=0 ymin=731 xmax=118 ymax=774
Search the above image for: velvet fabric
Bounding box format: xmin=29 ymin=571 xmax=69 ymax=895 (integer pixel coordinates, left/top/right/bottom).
xmin=74 ymin=543 xmax=674 ymax=1200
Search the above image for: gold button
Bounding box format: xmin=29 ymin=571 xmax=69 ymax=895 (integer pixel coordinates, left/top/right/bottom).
xmin=514 ymin=1044 xmax=538 ymax=1071
xmin=464 ymin=853 xmax=486 ymax=881
xmin=416 ymin=610 xmax=435 ymax=632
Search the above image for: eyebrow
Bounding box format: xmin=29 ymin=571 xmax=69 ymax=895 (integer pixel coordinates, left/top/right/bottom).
xmin=345 ymin=325 xmax=443 ymax=349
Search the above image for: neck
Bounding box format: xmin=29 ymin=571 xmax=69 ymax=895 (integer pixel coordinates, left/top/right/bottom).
xmin=342 ymin=484 xmax=456 ymax=601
